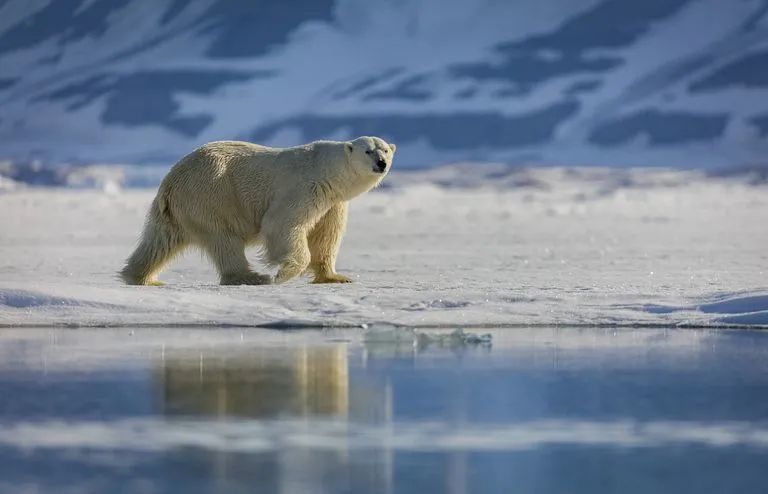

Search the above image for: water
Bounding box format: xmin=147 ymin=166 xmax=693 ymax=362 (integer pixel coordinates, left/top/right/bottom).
xmin=0 ymin=327 xmax=767 ymax=493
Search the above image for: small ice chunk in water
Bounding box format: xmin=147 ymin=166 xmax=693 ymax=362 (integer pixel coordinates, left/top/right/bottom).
xmin=362 ymin=327 xmax=492 ymax=348
xmin=462 ymin=331 xmax=493 ymax=345
xmin=362 ymin=325 xmax=415 ymax=343
xmin=415 ymin=328 xmax=492 ymax=348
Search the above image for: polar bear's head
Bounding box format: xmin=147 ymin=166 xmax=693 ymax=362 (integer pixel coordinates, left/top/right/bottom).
xmin=345 ymin=136 xmax=396 ymax=176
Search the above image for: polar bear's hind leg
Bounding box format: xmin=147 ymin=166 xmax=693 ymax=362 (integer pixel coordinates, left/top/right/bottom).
xmin=121 ymin=214 xmax=187 ymax=286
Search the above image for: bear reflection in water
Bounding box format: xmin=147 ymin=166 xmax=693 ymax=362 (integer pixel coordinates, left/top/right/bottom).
xmin=156 ymin=345 xmax=385 ymax=419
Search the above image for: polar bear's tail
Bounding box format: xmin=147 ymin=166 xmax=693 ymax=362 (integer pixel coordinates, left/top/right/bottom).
xmin=120 ymin=191 xmax=186 ymax=285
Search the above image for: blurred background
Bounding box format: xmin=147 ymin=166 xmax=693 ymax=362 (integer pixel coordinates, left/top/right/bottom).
xmin=1 ymin=0 xmax=767 ymax=176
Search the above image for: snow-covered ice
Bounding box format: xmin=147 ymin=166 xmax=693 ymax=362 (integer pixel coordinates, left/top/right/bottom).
xmin=0 ymin=165 xmax=766 ymax=328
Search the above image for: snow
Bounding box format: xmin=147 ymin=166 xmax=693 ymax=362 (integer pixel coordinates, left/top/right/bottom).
xmin=0 ymin=165 xmax=766 ymax=328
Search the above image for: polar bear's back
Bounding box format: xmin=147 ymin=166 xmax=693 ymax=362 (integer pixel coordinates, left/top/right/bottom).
xmin=158 ymin=140 xmax=280 ymax=238
xmin=200 ymin=140 xmax=272 ymax=156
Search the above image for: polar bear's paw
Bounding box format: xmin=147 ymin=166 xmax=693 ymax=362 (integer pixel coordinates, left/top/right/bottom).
xmin=312 ymin=273 xmax=353 ymax=284
xmin=220 ymin=272 xmax=273 ymax=286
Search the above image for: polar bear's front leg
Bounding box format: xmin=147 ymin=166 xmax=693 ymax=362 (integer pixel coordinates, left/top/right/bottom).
xmin=270 ymin=232 xmax=311 ymax=284
xmin=262 ymin=208 xmax=312 ymax=284
xmin=307 ymin=202 xmax=351 ymax=283
xmin=204 ymin=235 xmax=271 ymax=285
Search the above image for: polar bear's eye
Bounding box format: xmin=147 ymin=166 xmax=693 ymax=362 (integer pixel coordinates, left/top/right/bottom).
xmin=365 ymin=150 xmax=373 ymax=155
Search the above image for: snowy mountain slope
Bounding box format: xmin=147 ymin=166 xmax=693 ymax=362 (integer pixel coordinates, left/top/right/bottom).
xmin=1 ymin=0 xmax=768 ymax=167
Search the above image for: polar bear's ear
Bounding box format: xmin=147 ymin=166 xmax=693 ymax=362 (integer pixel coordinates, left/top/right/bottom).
xmin=345 ymin=142 xmax=354 ymax=154
xmin=388 ymin=143 xmax=397 ymax=153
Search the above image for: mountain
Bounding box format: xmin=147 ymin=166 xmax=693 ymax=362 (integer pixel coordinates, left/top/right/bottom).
xmin=1 ymin=0 xmax=767 ymax=168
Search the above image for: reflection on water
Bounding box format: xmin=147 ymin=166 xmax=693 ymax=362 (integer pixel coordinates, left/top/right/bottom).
xmin=159 ymin=346 xmax=350 ymax=419
xmin=0 ymin=327 xmax=768 ymax=494
xmin=155 ymin=343 xmax=393 ymax=494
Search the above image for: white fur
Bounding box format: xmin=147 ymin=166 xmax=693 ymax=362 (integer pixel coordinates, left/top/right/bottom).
xmin=120 ymin=136 xmax=396 ymax=285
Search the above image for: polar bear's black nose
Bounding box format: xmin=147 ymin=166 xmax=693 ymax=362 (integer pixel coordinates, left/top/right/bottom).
xmin=376 ymin=159 xmax=387 ymax=172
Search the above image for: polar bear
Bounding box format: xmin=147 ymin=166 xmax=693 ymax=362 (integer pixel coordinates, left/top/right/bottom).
xmin=120 ymin=136 xmax=395 ymax=286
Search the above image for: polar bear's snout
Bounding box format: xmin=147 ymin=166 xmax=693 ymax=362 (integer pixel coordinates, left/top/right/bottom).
xmin=353 ymin=136 xmax=396 ymax=175
xmin=374 ymin=157 xmax=387 ymax=173
xmin=364 ymin=148 xmax=389 ymax=173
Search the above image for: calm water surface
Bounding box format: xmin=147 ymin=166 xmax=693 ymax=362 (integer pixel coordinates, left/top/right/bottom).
xmin=0 ymin=327 xmax=767 ymax=493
